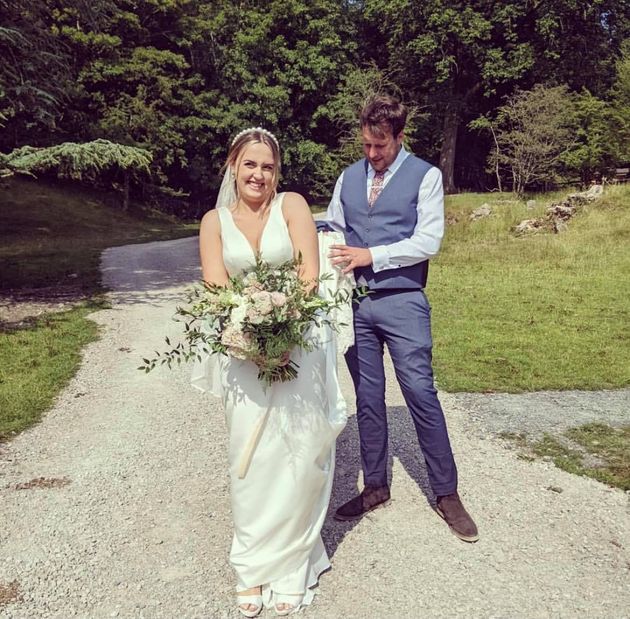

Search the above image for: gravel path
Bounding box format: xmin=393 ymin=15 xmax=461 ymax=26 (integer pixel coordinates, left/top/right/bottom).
xmin=1 ymin=236 xmax=629 ymax=619
xmin=451 ymin=390 xmax=630 ymax=440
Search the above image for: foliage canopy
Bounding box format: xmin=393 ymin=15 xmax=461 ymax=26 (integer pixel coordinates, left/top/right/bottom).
xmin=1 ymin=0 xmax=629 ymax=208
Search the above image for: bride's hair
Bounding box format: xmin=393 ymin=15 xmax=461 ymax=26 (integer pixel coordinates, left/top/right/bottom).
xmin=224 ymin=128 xmax=281 ymax=211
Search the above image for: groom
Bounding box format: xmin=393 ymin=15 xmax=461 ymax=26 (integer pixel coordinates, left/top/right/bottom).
xmin=322 ymin=95 xmax=478 ymax=542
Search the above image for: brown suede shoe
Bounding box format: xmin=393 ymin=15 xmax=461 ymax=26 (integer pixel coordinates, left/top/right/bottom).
xmin=334 ymin=485 xmax=391 ymax=521
xmin=435 ymin=493 xmax=479 ymax=542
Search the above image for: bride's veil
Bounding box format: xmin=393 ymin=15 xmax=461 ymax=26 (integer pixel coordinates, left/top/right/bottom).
xmin=190 ymin=168 xmax=235 ymax=396
xmin=214 ymin=166 xmax=237 ymax=210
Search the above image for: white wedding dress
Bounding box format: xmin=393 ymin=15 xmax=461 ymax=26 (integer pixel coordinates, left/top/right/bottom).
xmin=192 ymin=193 xmax=348 ymax=609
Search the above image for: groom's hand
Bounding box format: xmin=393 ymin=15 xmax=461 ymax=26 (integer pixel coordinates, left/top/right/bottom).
xmin=329 ymin=244 xmax=372 ymax=274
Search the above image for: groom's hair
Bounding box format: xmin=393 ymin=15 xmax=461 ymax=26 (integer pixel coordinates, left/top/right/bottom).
xmin=360 ymin=95 xmax=407 ymax=138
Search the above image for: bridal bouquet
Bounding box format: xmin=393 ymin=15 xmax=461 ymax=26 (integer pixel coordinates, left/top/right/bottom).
xmin=139 ymin=258 xmax=352 ymax=386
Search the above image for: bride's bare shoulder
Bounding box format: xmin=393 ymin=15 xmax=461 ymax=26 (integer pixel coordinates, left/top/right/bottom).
xmin=281 ymin=192 xmax=311 ymax=219
xmin=200 ymin=208 xmax=220 ymax=230
xmin=199 ymin=209 xmax=222 ymax=243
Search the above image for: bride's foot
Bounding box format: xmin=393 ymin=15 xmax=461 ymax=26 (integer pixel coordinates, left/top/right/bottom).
xmin=274 ymin=592 xmax=304 ymax=616
xmin=237 ymin=586 xmax=262 ymax=618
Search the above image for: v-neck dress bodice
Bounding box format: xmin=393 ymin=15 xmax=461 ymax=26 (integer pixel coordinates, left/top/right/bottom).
xmin=217 ymin=193 xmax=293 ymax=276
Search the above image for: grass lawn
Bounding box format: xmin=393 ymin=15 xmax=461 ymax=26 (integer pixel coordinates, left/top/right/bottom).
xmin=0 ymin=177 xmax=199 ymax=439
xmin=500 ymin=423 xmax=630 ymax=491
xmin=0 ymin=302 xmax=102 ymax=440
xmin=0 ymin=177 xmax=198 ymax=291
xmin=430 ymin=185 xmax=630 ymax=392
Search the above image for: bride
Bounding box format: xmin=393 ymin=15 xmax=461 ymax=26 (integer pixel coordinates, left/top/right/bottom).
xmin=195 ymin=127 xmax=347 ymax=616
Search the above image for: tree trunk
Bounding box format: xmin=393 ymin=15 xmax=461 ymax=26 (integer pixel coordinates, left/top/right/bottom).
xmin=439 ymin=106 xmax=459 ymax=194
xmin=123 ymin=171 xmax=130 ymax=211
xmin=489 ymin=124 xmax=503 ymax=193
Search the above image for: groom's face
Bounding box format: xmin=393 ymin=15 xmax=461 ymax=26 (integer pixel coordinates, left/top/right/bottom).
xmin=361 ymin=125 xmax=404 ymax=172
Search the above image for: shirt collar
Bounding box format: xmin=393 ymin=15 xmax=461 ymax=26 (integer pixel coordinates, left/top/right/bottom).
xmin=367 ymin=146 xmax=409 ymax=179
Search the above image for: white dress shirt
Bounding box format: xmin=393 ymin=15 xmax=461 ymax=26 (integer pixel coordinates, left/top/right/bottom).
xmin=325 ymin=147 xmax=445 ymax=272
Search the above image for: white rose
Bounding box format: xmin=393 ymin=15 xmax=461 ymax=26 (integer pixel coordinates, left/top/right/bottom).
xmin=230 ymin=303 xmax=247 ymax=326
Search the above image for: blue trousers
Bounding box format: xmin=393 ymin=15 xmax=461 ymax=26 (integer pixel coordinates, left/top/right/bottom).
xmin=345 ymin=289 xmax=458 ymax=496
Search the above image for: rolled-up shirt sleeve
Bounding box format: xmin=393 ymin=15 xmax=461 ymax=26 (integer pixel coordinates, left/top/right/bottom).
xmin=369 ymin=166 xmax=445 ymax=272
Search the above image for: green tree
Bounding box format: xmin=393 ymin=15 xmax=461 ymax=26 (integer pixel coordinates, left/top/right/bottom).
xmin=1 ymin=139 xmax=152 ymax=209
xmin=608 ymin=41 xmax=630 ymax=164
xmin=315 ymin=65 xmax=428 ymax=171
xmin=46 ymin=0 xmax=359 ymax=205
xmin=526 ymin=1 xmax=630 ymax=97
xmin=0 ymin=0 xmax=71 ymax=148
xmin=363 ymin=0 xmax=630 ymax=192
xmin=187 ymin=0 xmax=358 ymax=200
xmin=560 ymin=91 xmax=612 ymax=183
xmin=481 ymin=85 xmax=576 ymax=195
xmin=49 ymin=1 xmax=209 ymax=199
xmin=364 ymin=0 xmax=536 ymax=192
xmin=7 ymin=0 xmax=626 ymax=207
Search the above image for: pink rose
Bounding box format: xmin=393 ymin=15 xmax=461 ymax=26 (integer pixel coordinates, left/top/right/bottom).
xmin=221 ymin=324 xmax=252 ymax=359
xmin=243 ymin=283 xmax=264 ymax=295
xmin=270 ymin=291 xmax=287 ymax=307
xmin=251 ymin=291 xmax=273 ymax=315
xmin=247 ymin=307 xmax=266 ymax=324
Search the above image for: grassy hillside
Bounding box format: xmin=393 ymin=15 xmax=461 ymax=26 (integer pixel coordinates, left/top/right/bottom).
xmin=0 ymin=177 xmax=198 ymax=291
xmin=431 ymin=185 xmax=630 ymax=392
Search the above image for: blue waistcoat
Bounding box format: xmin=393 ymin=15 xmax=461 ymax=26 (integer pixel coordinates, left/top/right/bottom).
xmin=340 ymin=154 xmax=433 ymax=289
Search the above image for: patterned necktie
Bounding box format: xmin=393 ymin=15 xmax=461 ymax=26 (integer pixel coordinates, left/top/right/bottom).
xmin=368 ymin=170 xmax=386 ymax=208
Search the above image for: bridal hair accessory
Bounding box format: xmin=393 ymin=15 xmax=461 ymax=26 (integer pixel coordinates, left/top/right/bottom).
xmin=231 ymin=126 xmax=279 ymax=149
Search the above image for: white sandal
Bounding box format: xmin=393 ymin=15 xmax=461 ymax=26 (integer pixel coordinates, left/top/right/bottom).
xmin=274 ymin=593 xmax=304 ymax=616
xmin=236 ymin=593 xmax=263 ymax=618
